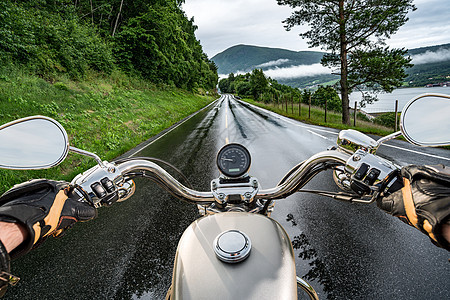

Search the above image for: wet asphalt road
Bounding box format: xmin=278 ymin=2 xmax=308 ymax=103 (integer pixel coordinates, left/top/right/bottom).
xmin=8 ymin=94 xmax=450 ymax=299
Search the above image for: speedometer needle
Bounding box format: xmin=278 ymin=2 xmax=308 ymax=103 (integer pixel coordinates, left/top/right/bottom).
xmin=221 ymin=158 xmax=234 ymax=162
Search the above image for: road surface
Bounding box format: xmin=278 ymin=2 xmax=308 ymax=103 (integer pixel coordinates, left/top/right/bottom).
xmin=8 ymin=94 xmax=449 ymax=299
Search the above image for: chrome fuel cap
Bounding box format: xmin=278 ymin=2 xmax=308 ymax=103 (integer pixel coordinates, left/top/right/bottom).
xmin=214 ymin=230 xmax=251 ymax=263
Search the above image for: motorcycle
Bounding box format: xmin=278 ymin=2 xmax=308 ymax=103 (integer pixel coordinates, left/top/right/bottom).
xmin=0 ymin=93 xmax=449 ymax=299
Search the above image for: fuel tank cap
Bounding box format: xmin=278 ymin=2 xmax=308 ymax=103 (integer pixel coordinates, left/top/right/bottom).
xmin=214 ymin=230 xmax=251 ymax=263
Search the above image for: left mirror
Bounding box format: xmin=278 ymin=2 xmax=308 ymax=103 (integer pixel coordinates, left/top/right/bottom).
xmin=0 ymin=116 xmax=69 ymax=170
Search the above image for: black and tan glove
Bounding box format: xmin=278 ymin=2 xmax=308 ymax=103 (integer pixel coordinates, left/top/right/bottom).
xmin=0 ymin=179 xmax=97 ymax=259
xmin=377 ymin=165 xmax=450 ymax=251
xmin=0 ymin=179 xmax=97 ymax=295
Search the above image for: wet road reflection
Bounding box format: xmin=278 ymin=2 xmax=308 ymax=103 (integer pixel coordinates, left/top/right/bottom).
xmin=7 ymin=94 xmax=450 ymax=299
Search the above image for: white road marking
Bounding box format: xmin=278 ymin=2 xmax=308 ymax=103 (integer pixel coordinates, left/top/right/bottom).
xmin=307 ymin=130 xmax=330 ymax=140
xmin=380 ymin=143 xmax=450 ymax=161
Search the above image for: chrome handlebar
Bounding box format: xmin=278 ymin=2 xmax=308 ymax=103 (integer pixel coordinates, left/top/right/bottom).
xmin=113 ymin=150 xmax=351 ymax=205
xmin=256 ymin=150 xmax=349 ymax=200
xmin=117 ymin=160 xmax=215 ymax=204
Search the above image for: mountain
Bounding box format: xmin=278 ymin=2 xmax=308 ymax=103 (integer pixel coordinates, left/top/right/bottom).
xmin=405 ymin=44 xmax=450 ymax=86
xmin=212 ymin=43 xmax=450 ymax=88
xmin=211 ymin=44 xmax=324 ymax=75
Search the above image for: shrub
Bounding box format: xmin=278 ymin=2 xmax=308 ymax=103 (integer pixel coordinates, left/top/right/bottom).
xmin=0 ymin=2 xmax=114 ymax=79
xmin=373 ymin=112 xmax=399 ymax=128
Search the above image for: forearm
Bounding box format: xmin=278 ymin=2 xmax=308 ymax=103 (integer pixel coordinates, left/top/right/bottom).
xmin=0 ymin=222 xmax=27 ymax=253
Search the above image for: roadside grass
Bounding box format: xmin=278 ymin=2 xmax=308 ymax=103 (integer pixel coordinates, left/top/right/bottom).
xmin=242 ymin=98 xmax=395 ymax=136
xmin=0 ymin=66 xmax=215 ymax=194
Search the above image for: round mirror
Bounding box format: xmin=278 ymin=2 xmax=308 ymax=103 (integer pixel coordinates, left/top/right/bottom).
xmin=0 ymin=116 xmax=69 ymax=169
xmin=401 ymin=94 xmax=450 ymax=147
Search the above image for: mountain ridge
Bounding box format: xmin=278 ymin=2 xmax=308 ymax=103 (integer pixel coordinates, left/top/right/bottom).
xmin=212 ymin=44 xmax=325 ymax=75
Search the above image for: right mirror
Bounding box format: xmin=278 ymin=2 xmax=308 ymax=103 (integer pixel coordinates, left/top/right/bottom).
xmin=401 ymin=93 xmax=450 ymax=147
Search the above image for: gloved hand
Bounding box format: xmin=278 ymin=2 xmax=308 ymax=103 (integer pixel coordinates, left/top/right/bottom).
xmin=0 ymin=179 xmax=97 ymax=259
xmin=0 ymin=179 xmax=96 ymax=296
xmin=377 ymin=165 xmax=450 ymax=251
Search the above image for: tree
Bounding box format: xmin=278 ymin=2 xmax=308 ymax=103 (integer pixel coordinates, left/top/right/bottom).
xmin=312 ymin=86 xmax=341 ymax=111
xmin=250 ymin=69 xmax=268 ymax=99
xmin=235 ymin=80 xmax=252 ymax=97
xmin=218 ymin=78 xmax=231 ymax=93
xmin=277 ymin=0 xmax=415 ymax=124
xmin=114 ymin=1 xmax=217 ymax=90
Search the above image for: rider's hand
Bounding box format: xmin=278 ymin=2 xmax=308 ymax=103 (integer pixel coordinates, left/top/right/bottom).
xmin=0 ymin=179 xmax=96 ymax=296
xmin=0 ymin=179 xmax=97 ymax=259
xmin=377 ymin=165 xmax=450 ymax=251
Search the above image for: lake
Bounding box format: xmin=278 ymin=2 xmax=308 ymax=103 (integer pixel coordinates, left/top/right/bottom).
xmin=349 ymin=86 xmax=450 ymax=113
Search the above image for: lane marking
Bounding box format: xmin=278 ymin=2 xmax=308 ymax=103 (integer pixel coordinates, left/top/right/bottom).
xmin=380 ymin=143 xmax=450 ymax=162
xmin=307 ymin=130 xmax=330 ymax=140
xmin=225 ymin=95 xmax=230 ymax=144
xmin=234 ymin=97 xmax=450 ymax=161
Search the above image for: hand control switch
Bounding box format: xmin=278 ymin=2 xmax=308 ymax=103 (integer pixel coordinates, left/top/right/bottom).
xmin=350 ymin=181 xmax=371 ymax=196
xmin=354 ymin=163 xmax=370 ymax=180
xmin=90 ymin=182 xmax=107 ymax=198
xmin=100 ymin=177 xmax=115 ymax=193
xmin=364 ymin=168 xmax=381 ymax=185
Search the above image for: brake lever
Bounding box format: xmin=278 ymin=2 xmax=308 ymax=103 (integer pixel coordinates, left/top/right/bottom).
xmin=297 ymin=189 xmax=374 ymax=203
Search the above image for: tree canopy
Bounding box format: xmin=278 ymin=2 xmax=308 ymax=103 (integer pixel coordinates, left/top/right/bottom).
xmin=0 ymin=0 xmax=217 ymax=90
xmin=277 ymin=0 xmax=415 ymax=124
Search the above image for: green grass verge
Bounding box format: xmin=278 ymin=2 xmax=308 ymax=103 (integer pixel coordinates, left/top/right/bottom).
xmin=243 ymin=98 xmax=395 ymax=136
xmin=0 ymin=66 xmax=215 ymax=194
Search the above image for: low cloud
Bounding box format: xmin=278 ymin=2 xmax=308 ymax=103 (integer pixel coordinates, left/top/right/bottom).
xmin=264 ymin=63 xmax=332 ymax=79
xmin=218 ymin=70 xmax=246 ymax=79
xmin=255 ymin=59 xmax=290 ymax=68
xmin=411 ymin=48 xmax=450 ymax=65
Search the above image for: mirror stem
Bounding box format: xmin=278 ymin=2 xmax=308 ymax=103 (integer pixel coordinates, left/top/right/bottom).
xmin=376 ymin=131 xmax=402 ymax=147
xmin=69 ymin=146 xmax=107 ymax=169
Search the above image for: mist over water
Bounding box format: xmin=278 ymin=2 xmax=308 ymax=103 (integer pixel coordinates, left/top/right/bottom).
xmin=349 ymin=86 xmax=450 ymax=113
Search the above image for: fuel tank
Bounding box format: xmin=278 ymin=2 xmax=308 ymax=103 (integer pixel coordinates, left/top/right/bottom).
xmin=170 ymin=212 xmax=297 ymax=299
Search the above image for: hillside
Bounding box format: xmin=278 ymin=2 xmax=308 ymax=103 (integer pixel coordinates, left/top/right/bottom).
xmin=405 ymin=44 xmax=450 ymax=86
xmin=0 ymin=65 xmax=215 ymax=195
xmin=0 ymin=1 xmax=218 ymax=194
xmin=212 ymin=43 xmax=450 ymax=88
xmin=0 ymin=1 xmax=218 ymax=91
xmin=212 ymin=44 xmax=324 ymax=74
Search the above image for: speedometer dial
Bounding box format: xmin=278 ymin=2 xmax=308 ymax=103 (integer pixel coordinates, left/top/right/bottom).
xmin=216 ymin=144 xmax=251 ymax=178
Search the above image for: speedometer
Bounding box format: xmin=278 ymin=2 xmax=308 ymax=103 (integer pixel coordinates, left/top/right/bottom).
xmin=216 ymin=144 xmax=251 ymax=178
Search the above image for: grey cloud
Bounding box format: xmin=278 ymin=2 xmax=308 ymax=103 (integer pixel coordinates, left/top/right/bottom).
xmin=411 ymin=49 xmax=450 ymax=65
xmin=255 ymin=59 xmax=290 ymax=68
xmin=264 ymin=64 xmax=331 ymax=79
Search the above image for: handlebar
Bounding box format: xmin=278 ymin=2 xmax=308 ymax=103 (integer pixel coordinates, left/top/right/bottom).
xmin=256 ymin=150 xmax=349 ymax=200
xmin=113 ymin=150 xmax=350 ymax=204
xmin=117 ymin=159 xmax=215 ymax=204
xmin=72 ymin=147 xmax=397 ymax=210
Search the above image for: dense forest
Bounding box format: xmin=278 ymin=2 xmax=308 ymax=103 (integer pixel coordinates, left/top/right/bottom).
xmin=0 ymin=0 xmax=218 ymax=90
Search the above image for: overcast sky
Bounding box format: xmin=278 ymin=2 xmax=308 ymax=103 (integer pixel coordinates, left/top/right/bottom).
xmin=182 ymin=0 xmax=450 ymax=58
